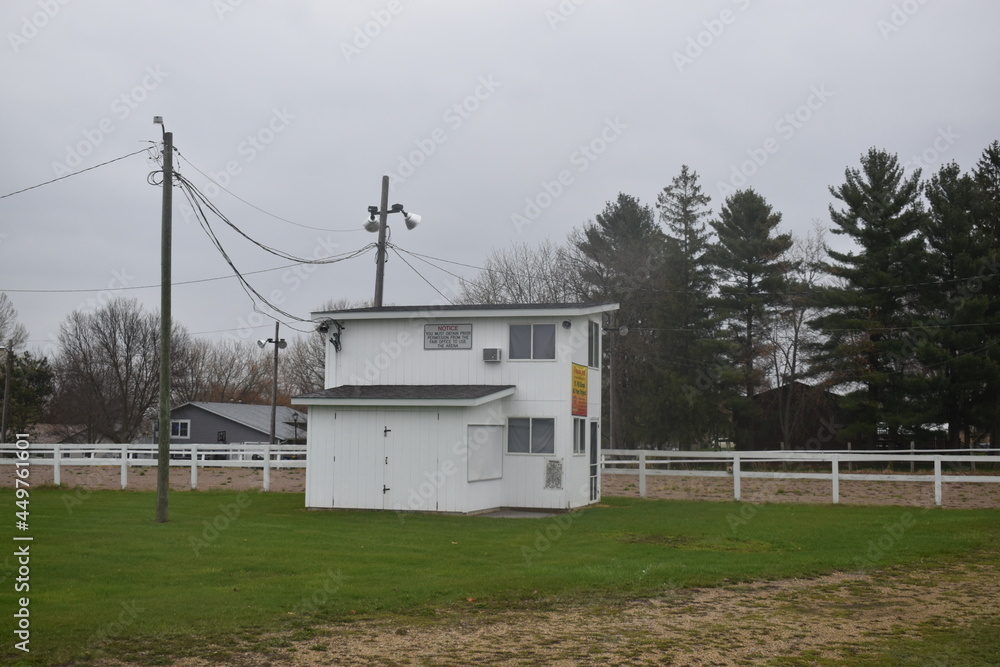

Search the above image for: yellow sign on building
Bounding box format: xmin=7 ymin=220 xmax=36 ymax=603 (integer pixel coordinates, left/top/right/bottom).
xmin=571 ymin=363 xmax=588 ymax=416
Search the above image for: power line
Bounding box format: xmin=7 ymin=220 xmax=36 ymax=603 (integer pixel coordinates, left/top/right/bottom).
xmin=174 ymin=148 xmax=360 ymax=233
xmin=389 ymin=246 xmax=454 ymax=304
xmin=0 ymin=146 xmax=153 ymax=200
xmin=1 ymin=262 xmax=307 ymax=294
xmin=176 ymin=174 xmax=374 ymax=325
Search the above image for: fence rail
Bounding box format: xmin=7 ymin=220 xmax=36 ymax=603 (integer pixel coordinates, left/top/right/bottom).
xmin=0 ymin=443 xmax=306 ymax=491
xmin=4 ymin=444 xmax=999 ymax=504
xmin=601 ymin=448 xmax=1000 ymax=506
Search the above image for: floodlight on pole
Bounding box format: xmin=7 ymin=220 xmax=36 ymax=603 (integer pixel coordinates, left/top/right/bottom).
xmin=364 ymin=176 xmax=422 ymax=307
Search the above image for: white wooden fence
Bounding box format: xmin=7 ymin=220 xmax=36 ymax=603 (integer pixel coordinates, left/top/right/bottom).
xmin=601 ymin=448 xmax=1000 ymax=506
xmin=4 ymin=444 xmax=999 ymax=505
xmin=0 ymin=443 xmax=306 ymax=491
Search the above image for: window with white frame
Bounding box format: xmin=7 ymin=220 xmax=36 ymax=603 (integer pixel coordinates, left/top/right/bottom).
xmin=171 ymin=420 xmax=190 ymax=439
xmin=588 ymin=320 xmax=600 ymax=368
xmin=507 ymin=417 xmax=555 ymax=454
xmin=573 ymin=417 xmax=586 ymax=454
xmin=509 ymin=324 xmax=556 ymax=360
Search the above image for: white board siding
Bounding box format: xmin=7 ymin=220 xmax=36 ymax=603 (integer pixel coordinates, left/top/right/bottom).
xmin=305 ymin=308 xmax=615 ymax=513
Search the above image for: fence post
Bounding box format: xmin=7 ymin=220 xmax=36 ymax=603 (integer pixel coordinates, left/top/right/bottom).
xmin=190 ymin=444 xmax=198 ymax=491
xmin=120 ymin=444 xmax=128 ymax=490
xmin=638 ymin=450 xmax=646 ymax=498
xmin=910 ymin=441 xmax=915 ymax=474
xmin=847 ymin=442 xmax=852 ymax=473
xmin=732 ymin=454 xmax=741 ymax=501
xmin=262 ymin=444 xmax=271 ymax=492
xmin=934 ymin=456 xmax=942 ymax=507
xmin=831 ymin=456 xmax=840 ymax=504
xmin=53 ymin=443 xmax=61 ymax=487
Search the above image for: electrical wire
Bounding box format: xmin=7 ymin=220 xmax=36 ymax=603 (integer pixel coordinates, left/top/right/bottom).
xmin=175 ymin=173 xmax=375 ymax=264
xmin=175 ymin=173 xmax=375 ymax=327
xmin=1 ymin=262 xmax=310 ymax=294
xmin=174 ymin=148 xmax=360 ymax=233
xmin=0 ymin=146 xmax=153 ymax=200
xmin=389 ymin=246 xmax=454 ymax=304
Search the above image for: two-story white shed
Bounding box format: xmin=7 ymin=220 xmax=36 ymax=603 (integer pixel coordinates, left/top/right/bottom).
xmin=292 ymin=302 xmax=618 ymax=514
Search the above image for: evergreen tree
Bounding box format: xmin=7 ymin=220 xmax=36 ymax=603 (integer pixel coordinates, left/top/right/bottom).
xmin=708 ymin=189 xmax=793 ymax=448
xmin=1 ymin=351 xmax=54 ymax=438
xmin=811 ymin=148 xmax=928 ymax=448
xmin=571 ymin=193 xmax=666 ymax=448
xmin=971 ymin=141 xmax=1000 ymax=446
xmin=919 ymin=161 xmax=993 ymax=447
xmin=651 ymin=166 xmax=725 ymax=449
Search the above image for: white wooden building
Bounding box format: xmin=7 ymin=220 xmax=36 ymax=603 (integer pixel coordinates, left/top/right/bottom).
xmin=292 ymin=302 xmax=618 ymax=514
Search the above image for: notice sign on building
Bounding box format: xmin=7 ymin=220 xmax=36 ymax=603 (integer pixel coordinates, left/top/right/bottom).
xmin=571 ymin=363 xmax=588 ymax=416
xmin=424 ymin=323 xmax=473 ymax=349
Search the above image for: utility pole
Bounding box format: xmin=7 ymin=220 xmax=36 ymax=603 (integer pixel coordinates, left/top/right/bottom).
xmin=156 ymin=123 xmax=173 ymax=523
xmin=373 ymin=175 xmax=390 ymax=308
xmin=1 ymin=340 xmax=12 ymax=443
xmin=270 ymin=321 xmax=279 ymax=445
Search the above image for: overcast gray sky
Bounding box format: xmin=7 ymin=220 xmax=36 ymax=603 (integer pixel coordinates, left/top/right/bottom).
xmin=2 ymin=1 xmax=999 ymax=356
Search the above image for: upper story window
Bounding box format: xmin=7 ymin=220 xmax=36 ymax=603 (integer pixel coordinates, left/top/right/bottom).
xmin=509 ymin=324 xmax=555 ymax=360
xmin=588 ymin=320 xmax=600 ymax=368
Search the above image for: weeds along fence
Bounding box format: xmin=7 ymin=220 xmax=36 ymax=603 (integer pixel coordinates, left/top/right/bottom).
xmin=601 ymin=448 xmax=1000 ymax=506
xmin=0 ymin=443 xmax=306 ymax=491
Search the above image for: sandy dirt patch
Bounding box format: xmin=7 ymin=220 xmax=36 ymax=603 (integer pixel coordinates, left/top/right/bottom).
xmin=122 ymin=559 xmax=999 ymax=666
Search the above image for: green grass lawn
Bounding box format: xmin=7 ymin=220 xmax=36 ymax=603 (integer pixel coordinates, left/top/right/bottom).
xmin=1 ymin=488 xmax=997 ymax=665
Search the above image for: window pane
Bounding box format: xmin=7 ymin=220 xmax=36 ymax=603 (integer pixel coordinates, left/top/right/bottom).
xmin=574 ymin=418 xmax=586 ymax=454
xmin=508 ymin=418 xmax=531 ymax=453
xmin=532 ymin=324 xmax=555 ymax=359
xmin=589 ymin=321 xmax=600 ymax=367
xmin=532 ymin=418 xmax=555 ymax=454
xmin=509 ymin=325 xmax=531 ymax=359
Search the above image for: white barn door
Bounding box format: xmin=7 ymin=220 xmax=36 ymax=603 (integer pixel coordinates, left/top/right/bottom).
xmin=382 ymin=410 xmax=443 ymax=512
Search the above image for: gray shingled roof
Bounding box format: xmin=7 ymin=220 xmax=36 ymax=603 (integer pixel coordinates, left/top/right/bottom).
xmin=178 ymin=402 xmax=307 ymax=441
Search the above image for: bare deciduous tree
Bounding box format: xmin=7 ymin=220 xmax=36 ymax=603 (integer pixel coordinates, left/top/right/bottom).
xmin=457 ymin=239 xmax=580 ymax=305
xmin=0 ymin=293 xmax=28 ymax=351
xmin=50 ymin=297 xmax=186 ymax=443
xmin=173 ymin=337 xmax=272 ymax=405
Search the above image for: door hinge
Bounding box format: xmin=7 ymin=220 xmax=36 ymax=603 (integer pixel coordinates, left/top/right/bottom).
xmin=383 ymin=485 xmax=390 ymax=494
xmin=384 ymin=426 xmax=391 ymax=436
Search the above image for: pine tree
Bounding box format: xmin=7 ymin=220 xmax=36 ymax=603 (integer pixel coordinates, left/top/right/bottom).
xmin=811 ymin=148 xmax=928 ymax=448
xmin=651 ymin=166 xmax=725 ymax=449
xmin=971 ymin=141 xmax=1000 ymax=446
xmin=571 ymin=193 xmax=665 ymax=448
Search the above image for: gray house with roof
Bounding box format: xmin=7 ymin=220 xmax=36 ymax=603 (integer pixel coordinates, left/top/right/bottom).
xmin=166 ymin=402 xmax=307 ymax=445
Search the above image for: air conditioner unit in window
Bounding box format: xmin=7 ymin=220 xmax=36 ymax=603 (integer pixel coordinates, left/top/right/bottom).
xmin=483 ymin=348 xmax=502 ymax=363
